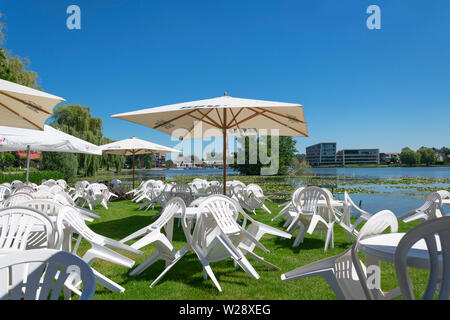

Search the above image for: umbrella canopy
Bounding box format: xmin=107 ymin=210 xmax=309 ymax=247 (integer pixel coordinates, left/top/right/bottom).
xmin=0 ymin=79 xmax=65 ymax=130
xmin=0 ymin=125 xmax=102 ymax=181
xmin=111 ymin=94 xmax=308 ymax=194
xmin=111 ymin=95 xmax=307 ymax=139
xmin=100 ymin=137 xmax=181 ymax=188
xmin=100 ymin=137 xmax=180 ymax=155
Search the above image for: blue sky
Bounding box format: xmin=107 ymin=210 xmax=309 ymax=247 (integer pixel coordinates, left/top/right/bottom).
xmin=1 ymin=0 xmax=449 ymax=158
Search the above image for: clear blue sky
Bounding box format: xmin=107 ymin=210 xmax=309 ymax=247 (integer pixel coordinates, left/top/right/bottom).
xmin=1 ymin=0 xmax=449 ymax=157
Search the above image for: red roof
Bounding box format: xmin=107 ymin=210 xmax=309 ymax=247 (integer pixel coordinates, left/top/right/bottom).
xmin=15 ymin=151 xmax=42 ymax=160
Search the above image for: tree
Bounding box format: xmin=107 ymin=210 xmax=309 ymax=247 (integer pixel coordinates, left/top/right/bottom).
xmin=231 ymin=136 xmax=297 ymax=176
xmin=42 ymin=152 xmax=78 ymax=180
xmin=400 ymin=147 xmax=420 ymax=166
xmin=165 ymin=160 xmax=174 ymax=168
xmin=417 ymin=147 xmax=436 ymax=166
xmin=49 ymin=105 xmax=103 ymax=176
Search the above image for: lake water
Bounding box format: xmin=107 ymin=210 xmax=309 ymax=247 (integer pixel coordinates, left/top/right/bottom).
xmin=126 ymin=167 xmax=450 ymax=217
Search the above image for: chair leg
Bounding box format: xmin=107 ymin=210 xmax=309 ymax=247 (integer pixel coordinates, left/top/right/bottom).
xmin=130 ymin=251 xmax=161 ymax=276
xmin=149 ymin=255 xmax=183 ymax=288
xmin=203 ymin=265 xmax=222 ymax=292
xmin=244 ymin=250 xmax=280 ymax=270
xmin=92 ymin=268 xmax=125 ymax=293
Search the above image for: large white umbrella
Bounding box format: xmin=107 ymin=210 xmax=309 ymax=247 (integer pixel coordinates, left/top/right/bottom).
xmin=111 ymin=94 xmax=308 ymax=194
xmin=0 ymin=125 xmax=102 ymax=181
xmin=100 ymin=136 xmax=180 ymax=188
xmin=0 ymin=79 xmax=65 ymax=130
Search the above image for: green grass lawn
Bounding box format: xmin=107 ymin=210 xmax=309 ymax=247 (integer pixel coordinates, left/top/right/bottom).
xmin=76 ymin=199 xmax=429 ymax=300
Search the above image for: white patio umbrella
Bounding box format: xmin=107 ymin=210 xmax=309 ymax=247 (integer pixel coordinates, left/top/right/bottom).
xmin=111 ymin=94 xmax=308 ymax=194
xmin=0 ymin=125 xmax=102 ymax=182
xmin=0 ymin=79 xmax=65 ymax=130
xmin=99 ymin=137 xmax=180 ymax=188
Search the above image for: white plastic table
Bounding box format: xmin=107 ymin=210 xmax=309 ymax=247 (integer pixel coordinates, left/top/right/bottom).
xmin=359 ymin=232 xmax=441 ymax=270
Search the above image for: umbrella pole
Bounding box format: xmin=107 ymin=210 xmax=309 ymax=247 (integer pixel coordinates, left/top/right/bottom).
xmin=132 ymin=151 xmax=135 ymax=189
xmin=222 ymin=108 xmax=227 ymax=195
xmin=25 ymin=145 xmax=31 ymax=183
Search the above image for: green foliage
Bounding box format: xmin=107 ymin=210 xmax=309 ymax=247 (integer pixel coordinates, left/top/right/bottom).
xmin=0 ymin=170 xmax=63 ymax=184
xmin=289 ymin=157 xmax=312 ymax=176
xmin=231 ymin=136 xmax=297 ymax=176
xmin=1 ymin=152 xmax=15 ymax=163
xmin=417 ymin=147 xmax=436 ymax=166
xmin=42 ymin=152 xmax=78 ymax=180
xmin=400 ymin=147 xmax=420 ymax=166
xmin=50 ymin=104 xmax=103 ymax=176
xmin=165 ymin=160 xmax=174 ymax=168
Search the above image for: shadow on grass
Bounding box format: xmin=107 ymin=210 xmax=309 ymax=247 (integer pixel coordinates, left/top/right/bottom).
xmin=121 ymin=254 xmax=254 ymax=293
xmin=89 ymin=215 xmax=189 ymax=243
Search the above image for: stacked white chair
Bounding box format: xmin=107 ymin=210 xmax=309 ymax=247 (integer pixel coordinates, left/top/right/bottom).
xmin=0 ymin=248 xmax=96 ymax=300
xmin=281 ymin=210 xmax=400 ymax=300
xmin=395 ymin=215 xmax=450 ymax=300
xmin=401 ymin=191 xmax=445 ymax=223
xmin=56 ymin=206 xmax=143 ymax=293
xmin=0 ymin=206 xmax=57 ymax=250
xmin=123 ymin=198 xmax=192 ymax=287
xmin=285 ymin=186 xmax=338 ymax=252
xmin=0 ymin=185 xmax=11 ymax=202
xmin=189 ymin=195 xmax=271 ymax=292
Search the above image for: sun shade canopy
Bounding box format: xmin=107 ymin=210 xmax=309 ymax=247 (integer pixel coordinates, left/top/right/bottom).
xmin=111 ymin=95 xmax=308 ymax=140
xmin=0 ymin=79 xmax=65 ymax=130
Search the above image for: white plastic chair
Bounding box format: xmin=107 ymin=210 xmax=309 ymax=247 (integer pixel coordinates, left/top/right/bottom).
xmin=395 ymin=215 xmax=450 ymax=300
xmin=0 ymin=185 xmax=11 ymax=202
xmin=286 ymin=186 xmax=337 ymax=252
xmin=339 ymin=191 xmax=373 ymax=239
xmin=2 ymin=192 xmax=34 ymax=207
xmin=0 ymin=248 xmax=96 ymax=300
xmin=0 ymin=206 xmax=57 ymax=250
xmin=401 ymin=191 xmax=444 ymax=223
xmin=85 ymin=183 xmax=113 ymax=210
xmin=56 ymin=206 xmax=143 ymax=293
xmin=189 ymin=195 xmax=269 ymax=292
xmin=12 ymin=185 xmax=35 ymax=195
xmin=281 ymin=210 xmax=400 ymax=300
xmin=123 ymin=198 xmax=191 ymax=287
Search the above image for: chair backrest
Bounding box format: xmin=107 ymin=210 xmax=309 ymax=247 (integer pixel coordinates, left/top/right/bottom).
xmin=53 ymin=191 xmax=75 ymax=206
xmin=206 ymin=185 xmax=223 ymax=195
xmin=437 ymin=190 xmax=450 ymax=200
xmin=31 ymin=190 xmax=56 ymax=201
xmin=49 ymin=185 xmax=64 ymax=195
xmin=56 ymin=179 xmax=68 ymax=189
xmin=0 ymin=186 xmax=11 ymax=202
xmin=3 ymin=193 xmax=34 ymax=207
xmin=343 ymin=191 xmax=373 ymax=236
xmin=395 ymin=215 xmax=450 ymax=300
xmin=11 ymin=180 xmax=24 ymax=190
xmin=170 ymin=184 xmax=193 ymax=205
xmin=153 ymin=197 xmax=186 ymax=231
xmin=20 ymin=199 xmax=63 ymax=217
xmin=36 ymin=185 xmax=51 ymax=193
xmin=12 ymin=185 xmax=35 ymax=195
xmin=246 ymin=184 xmax=264 ymax=197
xmin=0 ymin=206 xmax=56 ymax=250
xmin=416 ymin=192 xmax=443 ymax=219
xmin=197 ymin=196 xmax=241 ymax=235
xmin=75 ymin=180 xmax=89 ymax=190
xmin=294 ymin=186 xmax=327 ymax=215
xmin=0 ymin=248 xmax=95 ymax=300
xmin=335 ymin=210 xmax=398 ymax=300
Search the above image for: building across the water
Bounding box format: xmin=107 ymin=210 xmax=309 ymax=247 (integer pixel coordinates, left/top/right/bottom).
xmin=336 ymin=149 xmax=380 ymax=165
xmin=305 ymin=143 xmax=379 ymax=166
xmin=305 ymin=143 xmax=337 ymax=166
